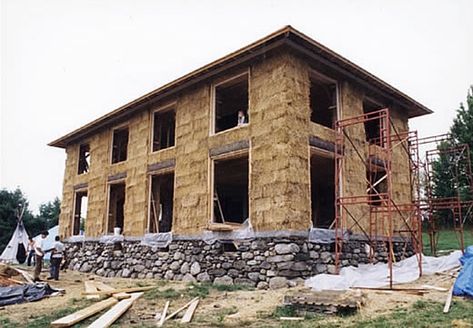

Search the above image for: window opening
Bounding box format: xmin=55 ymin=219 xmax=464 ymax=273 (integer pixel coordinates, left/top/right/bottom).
xmin=214 ymin=74 xmax=249 ymax=133
xmin=213 ymin=154 xmax=249 ymax=224
xmin=73 ymin=191 xmax=88 ymax=235
xmin=310 ymin=154 xmax=335 ymax=228
xmin=363 ymin=99 xmax=384 ymax=144
xmin=149 ymin=172 xmax=174 ymax=233
xmin=111 ymin=128 xmax=129 ymax=163
xmin=108 ymin=183 xmax=126 ymax=233
xmin=153 ymin=109 xmax=176 ymax=151
xmin=78 ymin=144 xmax=90 ymax=174
xmin=310 ymin=75 xmax=337 ymax=128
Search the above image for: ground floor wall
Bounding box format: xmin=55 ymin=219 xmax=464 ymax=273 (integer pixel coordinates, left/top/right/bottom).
xmin=65 ymin=236 xmax=413 ymax=289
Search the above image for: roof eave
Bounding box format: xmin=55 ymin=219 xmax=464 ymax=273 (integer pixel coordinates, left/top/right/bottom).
xmin=49 ymin=25 xmax=432 ymax=148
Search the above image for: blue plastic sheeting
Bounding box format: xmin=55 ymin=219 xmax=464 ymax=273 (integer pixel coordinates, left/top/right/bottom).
xmin=453 ymin=245 xmax=473 ymax=297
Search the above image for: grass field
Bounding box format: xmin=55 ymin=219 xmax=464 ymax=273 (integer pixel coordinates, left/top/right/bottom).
xmin=422 ymin=228 xmax=473 ymax=255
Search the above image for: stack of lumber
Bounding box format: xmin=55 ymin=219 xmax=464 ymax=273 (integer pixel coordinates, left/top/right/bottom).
xmin=283 ymin=290 xmax=364 ymax=315
xmin=51 ymin=280 xmax=201 ymax=327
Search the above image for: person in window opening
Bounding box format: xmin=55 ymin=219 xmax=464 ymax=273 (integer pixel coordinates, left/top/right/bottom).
xmin=26 ymin=237 xmax=35 ymax=266
xmin=47 ymin=236 xmax=64 ymax=280
xmin=33 ymin=231 xmax=49 ymax=281
xmin=237 ymin=110 xmax=248 ymax=126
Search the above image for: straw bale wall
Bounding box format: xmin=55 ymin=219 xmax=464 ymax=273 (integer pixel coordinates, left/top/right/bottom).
xmin=58 ymin=50 xmax=412 ymax=239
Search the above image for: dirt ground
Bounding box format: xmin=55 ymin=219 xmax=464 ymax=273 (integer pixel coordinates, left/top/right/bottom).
xmin=0 ymin=264 xmax=459 ymax=327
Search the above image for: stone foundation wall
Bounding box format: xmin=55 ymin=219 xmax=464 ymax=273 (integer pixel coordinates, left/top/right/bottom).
xmin=65 ymin=237 xmax=413 ymax=289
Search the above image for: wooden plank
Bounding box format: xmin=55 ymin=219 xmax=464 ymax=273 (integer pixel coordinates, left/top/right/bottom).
xmin=14 ymin=268 xmax=34 ymax=284
xmin=84 ymin=281 xmax=100 ymax=300
xmin=88 ymin=292 xmax=143 ymax=328
xmin=147 ymin=159 xmax=175 ymax=173
xmin=112 ymin=293 xmax=131 ymax=300
xmin=443 ymin=284 xmax=454 ymax=313
xmin=421 ymin=284 xmax=448 ymax=292
xmin=157 ymin=301 xmax=170 ymax=327
xmin=51 ymin=297 xmax=118 ymax=327
xmin=280 ymin=317 xmax=304 ymax=321
xmin=94 ymin=282 xmax=115 ymax=291
xmin=92 ymin=281 xmax=129 ymax=300
xmin=181 ymin=298 xmax=199 ymax=323
xmin=82 ymin=285 xmax=156 ymax=296
xmin=161 ymin=297 xmax=199 ymax=324
xmin=209 ymin=140 xmax=249 ymax=158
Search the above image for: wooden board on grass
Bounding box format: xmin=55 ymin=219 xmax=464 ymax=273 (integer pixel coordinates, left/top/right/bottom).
xmin=84 ymin=281 xmax=100 ymax=299
xmin=88 ymin=292 xmax=143 ymax=328
xmin=51 ymin=297 xmax=118 ymax=327
xmin=82 ymin=285 xmax=156 ymax=296
xmin=181 ymin=298 xmax=199 ymax=323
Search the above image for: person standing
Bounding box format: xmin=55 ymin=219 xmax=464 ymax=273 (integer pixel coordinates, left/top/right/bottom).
xmin=26 ymin=238 xmax=36 ymax=266
xmin=33 ymin=231 xmax=49 ymax=282
xmin=48 ymin=236 xmax=64 ymax=280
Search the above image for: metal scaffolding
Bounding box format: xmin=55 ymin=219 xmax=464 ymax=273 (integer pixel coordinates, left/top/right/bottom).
xmin=334 ymin=108 xmax=423 ymax=288
xmin=419 ymin=134 xmax=473 ymax=255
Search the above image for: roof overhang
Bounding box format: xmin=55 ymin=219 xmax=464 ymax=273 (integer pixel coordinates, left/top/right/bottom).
xmin=49 ymin=26 xmax=432 ymax=148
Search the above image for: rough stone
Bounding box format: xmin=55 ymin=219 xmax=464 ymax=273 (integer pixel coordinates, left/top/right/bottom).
xmin=267 ymin=255 xmax=294 ymax=263
xmin=214 ymin=275 xmax=233 ymax=286
xmin=274 ymin=243 xmax=300 ymax=255
xmin=197 ymin=272 xmax=211 ymax=282
xmin=190 ymin=262 xmax=201 ymax=275
xmin=122 ymin=268 xmax=131 ymax=278
xmin=269 ymin=277 xmax=288 ymax=289
xmin=182 ymin=273 xmax=197 ymax=282
xmin=180 ymin=262 xmax=190 ymax=274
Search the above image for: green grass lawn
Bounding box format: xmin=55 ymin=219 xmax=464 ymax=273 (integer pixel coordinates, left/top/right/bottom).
xmin=422 ymin=228 xmax=473 ymax=255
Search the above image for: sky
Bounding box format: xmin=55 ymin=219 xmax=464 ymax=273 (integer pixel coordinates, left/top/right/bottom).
xmin=1 ymin=0 xmax=472 ymax=213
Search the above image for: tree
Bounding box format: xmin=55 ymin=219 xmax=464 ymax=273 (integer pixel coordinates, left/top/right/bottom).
xmin=36 ymin=197 xmax=61 ymax=230
xmin=431 ymin=86 xmax=473 ymax=227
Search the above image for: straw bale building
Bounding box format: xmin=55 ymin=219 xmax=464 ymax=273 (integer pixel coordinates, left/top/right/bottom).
xmin=49 ymin=26 xmax=431 ymax=284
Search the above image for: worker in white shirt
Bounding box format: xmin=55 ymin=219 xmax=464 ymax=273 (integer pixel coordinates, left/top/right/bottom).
xmin=34 ymin=231 xmax=49 ymax=281
xmin=48 ymin=236 xmax=64 ymax=280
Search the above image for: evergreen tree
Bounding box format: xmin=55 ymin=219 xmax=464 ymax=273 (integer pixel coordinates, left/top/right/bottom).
xmin=431 ymin=87 xmax=473 ymax=227
xmin=36 ymin=197 xmax=61 ymax=230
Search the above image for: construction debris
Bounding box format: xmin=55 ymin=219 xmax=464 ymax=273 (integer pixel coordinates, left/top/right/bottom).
xmin=443 ymin=283 xmax=455 ymax=313
xmin=156 ymin=300 xmax=170 ymax=326
xmin=280 ymin=317 xmax=304 ymax=321
xmin=181 ymin=298 xmax=199 ymax=323
xmin=283 ymin=290 xmax=364 ymax=315
xmin=51 ymin=281 xmax=149 ymax=327
xmin=81 ymin=285 xmax=156 ymax=296
xmin=51 ymin=297 xmax=119 ymax=327
xmin=157 ymin=297 xmax=200 ymax=326
xmin=88 ymin=292 xmax=143 ymax=328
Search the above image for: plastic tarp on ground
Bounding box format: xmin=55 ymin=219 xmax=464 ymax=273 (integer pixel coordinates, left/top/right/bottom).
xmin=33 ymin=225 xmax=59 ymax=260
xmin=453 ymin=246 xmax=473 ymax=297
xmin=0 ymin=283 xmax=58 ymax=306
xmin=305 ymin=251 xmax=462 ymax=291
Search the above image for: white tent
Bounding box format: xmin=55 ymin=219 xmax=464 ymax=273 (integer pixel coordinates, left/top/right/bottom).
xmin=33 ymin=225 xmax=59 ymax=260
xmin=0 ymin=220 xmax=30 ymax=264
